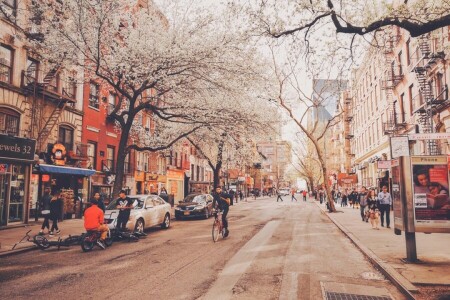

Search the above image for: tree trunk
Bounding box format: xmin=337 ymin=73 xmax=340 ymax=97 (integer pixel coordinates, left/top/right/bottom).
xmin=213 ymin=167 xmax=220 ymax=189
xmin=315 ymin=146 xmax=336 ymax=212
xmin=113 ymin=123 xmax=132 ymax=198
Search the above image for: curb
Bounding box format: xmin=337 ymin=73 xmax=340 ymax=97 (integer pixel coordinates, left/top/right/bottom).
xmin=316 ymin=202 xmax=418 ymax=300
xmin=0 ymin=244 xmax=37 ymax=258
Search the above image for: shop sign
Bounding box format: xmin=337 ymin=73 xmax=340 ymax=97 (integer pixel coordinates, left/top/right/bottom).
xmin=238 ymin=176 xmax=245 ymax=182
xmin=0 ymin=134 xmax=36 ymax=162
xmin=167 ymin=169 xmax=184 ymax=180
xmin=409 ymin=133 xmax=450 ymax=140
xmin=50 ymin=143 xmax=67 ymax=165
xmin=0 ymin=163 xmax=8 ymax=173
xmin=390 ymin=136 xmax=410 ymax=159
xmin=145 ymin=173 xmax=158 ymax=181
xmin=134 ymin=170 xmax=145 ymax=181
xmin=377 ymin=160 xmax=391 ymax=169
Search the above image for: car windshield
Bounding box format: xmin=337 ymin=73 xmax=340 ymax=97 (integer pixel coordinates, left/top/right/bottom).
xmin=106 ymin=197 xmax=143 ymax=210
xmin=183 ymin=194 xmax=206 ymax=204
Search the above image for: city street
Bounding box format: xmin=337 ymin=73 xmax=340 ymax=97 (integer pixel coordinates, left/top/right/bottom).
xmin=0 ymin=197 xmax=405 ymax=300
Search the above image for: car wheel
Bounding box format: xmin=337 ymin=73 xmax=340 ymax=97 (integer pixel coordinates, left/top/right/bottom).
xmin=161 ymin=213 xmax=170 ymax=229
xmin=134 ymin=218 xmax=145 ymax=233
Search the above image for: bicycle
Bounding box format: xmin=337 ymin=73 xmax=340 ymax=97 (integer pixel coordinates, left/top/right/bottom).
xmin=212 ymin=210 xmax=227 ymax=242
xmin=13 ymin=230 xmax=83 ymax=251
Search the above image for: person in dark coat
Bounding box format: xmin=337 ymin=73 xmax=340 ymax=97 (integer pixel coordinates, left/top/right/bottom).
xmin=39 ymin=187 xmax=52 ymax=235
xmin=212 ymin=186 xmax=231 ymax=237
xmin=92 ymin=192 xmax=106 ymax=213
xmin=49 ymin=191 xmax=63 ymax=236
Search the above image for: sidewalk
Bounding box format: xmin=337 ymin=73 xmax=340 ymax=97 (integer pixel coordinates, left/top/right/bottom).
xmin=315 ymin=199 xmax=450 ymax=296
xmin=0 ymin=207 xmax=177 ymax=257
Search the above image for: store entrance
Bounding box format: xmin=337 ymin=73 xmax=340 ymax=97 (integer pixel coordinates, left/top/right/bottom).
xmin=0 ymin=174 xmax=8 ymax=226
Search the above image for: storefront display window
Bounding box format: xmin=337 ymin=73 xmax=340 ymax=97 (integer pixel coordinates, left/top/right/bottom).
xmin=7 ymin=164 xmax=25 ymax=222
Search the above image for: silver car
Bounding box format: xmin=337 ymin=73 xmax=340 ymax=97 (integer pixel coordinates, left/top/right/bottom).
xmin=105 ymin=195 xmax=171 ymax=233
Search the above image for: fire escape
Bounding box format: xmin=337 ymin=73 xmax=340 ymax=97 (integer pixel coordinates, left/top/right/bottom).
xmin=22 ymin=63 xmax=76 ymax=154
xmin=382 ymin=28 xmax=406 ymax=136
xmin=343 ymin=94 xmax=354 ymax=174
xmin=410 ymin=34 xmax=448 ymax=155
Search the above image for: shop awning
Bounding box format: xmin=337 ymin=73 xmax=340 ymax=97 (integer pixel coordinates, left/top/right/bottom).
xmin=36 ymin=164 xmax=96 ymax=176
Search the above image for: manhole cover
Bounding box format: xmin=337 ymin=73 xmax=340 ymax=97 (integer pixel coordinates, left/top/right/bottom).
xmin=325 ymin=291 xmax=392 ymax=300
xmin=321 ymin=282 xmax=393 ymax=300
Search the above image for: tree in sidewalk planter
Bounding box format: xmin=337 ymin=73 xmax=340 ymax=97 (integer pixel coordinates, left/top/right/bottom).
xmin=23 ymin=0 xmax=269 ymax=196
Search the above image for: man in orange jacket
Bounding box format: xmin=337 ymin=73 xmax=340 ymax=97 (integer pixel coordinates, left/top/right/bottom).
xmin=84 ymin=199 xmax=108 ymax=243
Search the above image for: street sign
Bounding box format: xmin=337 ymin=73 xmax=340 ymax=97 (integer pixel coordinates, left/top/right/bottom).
xmin=408 ymin=132 xmax=450 ymax=140
xmin=0 ymin=134 xmax=36 ymax=162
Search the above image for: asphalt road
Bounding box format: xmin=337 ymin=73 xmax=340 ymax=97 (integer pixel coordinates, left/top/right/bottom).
xmin=0 ymin=197 xmax=406 ymax=299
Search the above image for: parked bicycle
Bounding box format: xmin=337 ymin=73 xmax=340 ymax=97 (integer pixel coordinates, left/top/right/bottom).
xmin=211 ymin=210 xmax=227 ymax=242
xmin=13 ymin=230 xmax=83 ymax=251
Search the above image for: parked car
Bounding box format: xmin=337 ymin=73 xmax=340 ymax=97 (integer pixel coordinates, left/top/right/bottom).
xmin=278 ymin=188 xmax=290 ymax=196
xmin=175 ymin=193 xmax=213 ymax=220
xmin=105 ymin=195 xmax=171 ymax=233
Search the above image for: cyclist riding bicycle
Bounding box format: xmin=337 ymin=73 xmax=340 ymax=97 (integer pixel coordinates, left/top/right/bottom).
xmin=212 ymin=186 xmax=231 ymax=237
xmin=84 ymin=199 xmax=108 ymax=249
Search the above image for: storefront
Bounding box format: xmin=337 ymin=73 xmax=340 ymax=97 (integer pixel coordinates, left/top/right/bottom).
xmin=0 ymin=135 xmax=36 ymax=226
xmin=167 ymin=169 xmax=184 ymax=204
xmin=32 ymin=164 xmax=95 ymax=219
xmin=135 ymin=170 xmax=145 ymax=194
xmin=145 ymin=173 xmax=159 ymax=194
xmin=90 ymin=173 xmax=113 ymax=205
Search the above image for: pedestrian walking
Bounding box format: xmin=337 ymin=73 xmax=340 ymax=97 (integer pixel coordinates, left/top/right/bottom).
xmin=358 ymin=186 xmax=368 ymax=222
xmin=276 ymin=188 xmax=283 ymax=202
xmin=319 ymin=189 xmax=324 ymax=204
xmin=239 ymin=190 xmax=244 ymax=202
xmin=366 ymin=189 xmax=380 ymax=230
xmin=349 ymin=188 xmax=358 ymax=209
xmin=302 ymin=190 xmax=307 ymax=201
xmin=291 ymin=188 xmax=298 ymax=202
xmin=49 ymin=190 xmax=63 ymax=236
xmin=341 ymin=192 xmax=348 ymax=207
xmin=39 ymin=186 xmax=52 ymax=235
xmin=377 ymin=185 xmax=392 ymax=228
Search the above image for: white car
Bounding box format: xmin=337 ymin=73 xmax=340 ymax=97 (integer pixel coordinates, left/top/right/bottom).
xmin=279 ymin=189 xmax=290 ymax=196
xmin=105 ymin=195 xmax=171 ymax=233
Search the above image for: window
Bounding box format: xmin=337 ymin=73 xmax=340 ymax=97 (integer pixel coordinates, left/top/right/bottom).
xmin=397 ymin=51 xmax=403 ymax=75
xmin=87 ymin=142 xmax=97 ymax=170
xmin=400 ymin=93 xmax=406 ymax=122
xmin=107 ymin=146 xmax=115 ymax=172
xmin=406 ymin=39 xmax=411 ymax=66
xmin=108 ymin=93 xmax=116 ymax=114
xmin=0 ymin=107 xmax=20 ymax=135
xmin=89 ymin=82 xmax=99 ymax=109
xmin=26 ymin=58 xmax=39 ymax=84
xmin=408 ymin=84 xmax=414 ymax=115
xmin=58 ymin=125 xmax=74 ymax=151
xmin=63 ymin=74 xmax=77 ymax=99
xmin=124 ymin=153 xmax=130 ymax=174
xmin=47 ymin=72 xmax=59 ymax=92
xmin=0 ymin=45 xmax=13 ymax=83
xmin=143 ymin=152 xmax=149 ymax=172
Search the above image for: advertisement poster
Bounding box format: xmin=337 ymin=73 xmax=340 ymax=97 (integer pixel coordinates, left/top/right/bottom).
xmin=411 ymin=156 xmax=450 ymax=227
xmin=391 ymin=162 xmax=404 ymax=230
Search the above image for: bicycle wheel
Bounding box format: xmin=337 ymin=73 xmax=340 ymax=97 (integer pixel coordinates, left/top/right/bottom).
xmin=212 ymin=219 xmax=220 ymax=242
xmin=33 ymin=235 xmax=50 ymax=250
xmin=81 ymin=237 xmax=95 ymax=252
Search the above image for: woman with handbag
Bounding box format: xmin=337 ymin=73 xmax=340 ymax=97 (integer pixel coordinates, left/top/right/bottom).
xmin=39 ymin=187 xmax=52 ymax=235
xmin=366 ymin=189 xmax=380 ymax=230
